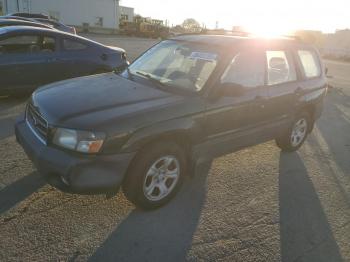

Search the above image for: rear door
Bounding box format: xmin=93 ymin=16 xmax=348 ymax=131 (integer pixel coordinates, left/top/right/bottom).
xmin=295 ymin=48 xmax=326 ymax=98
xmin=262 ymin=46 xmax=300 ymax=132
xmin=58 ymin=37 xmax=98 ymax=78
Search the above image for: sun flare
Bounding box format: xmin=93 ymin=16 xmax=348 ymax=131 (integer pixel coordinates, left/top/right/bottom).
xmin=246 ymin=24 xmax=292 ymax=38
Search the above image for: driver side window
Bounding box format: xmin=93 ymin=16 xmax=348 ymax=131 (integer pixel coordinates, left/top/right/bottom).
xmin=221 ymin=51 xmax=265 ymax=88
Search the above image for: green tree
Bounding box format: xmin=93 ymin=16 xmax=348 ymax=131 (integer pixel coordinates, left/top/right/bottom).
xmin=182 ymin=18 xmax=201 ymax=32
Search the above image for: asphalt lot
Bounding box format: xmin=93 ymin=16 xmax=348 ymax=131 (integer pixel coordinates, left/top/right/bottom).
xmin=0 ymin=35 xmax=349 ymax=262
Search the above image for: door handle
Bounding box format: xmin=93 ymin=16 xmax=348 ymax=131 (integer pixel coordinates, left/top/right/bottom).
xmin=254 ymin=95 xmax=265 ymax=100
xmin=47 ymin=58 xmax=59 ymax=62
xmin=254 ymin=95 xmax=266 ymax=109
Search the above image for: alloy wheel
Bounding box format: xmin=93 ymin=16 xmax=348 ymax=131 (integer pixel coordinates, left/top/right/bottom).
xmin=143 ymin=155 xmax=180 ymax=201
xmin=290 ymin=118 xmax=308 ymax=147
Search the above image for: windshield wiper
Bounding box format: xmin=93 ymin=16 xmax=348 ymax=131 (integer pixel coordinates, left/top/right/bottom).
xmin=135 ymin=71 xmax=167 ymax=88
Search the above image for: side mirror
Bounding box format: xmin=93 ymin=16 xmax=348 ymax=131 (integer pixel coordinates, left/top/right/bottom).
xmin=325 ymin=67 xmax=333 ymax=79
xmin=219 ymin=82 xmax=246 ymax=97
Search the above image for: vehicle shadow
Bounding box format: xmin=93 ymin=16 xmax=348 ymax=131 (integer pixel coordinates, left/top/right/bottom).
xmin=89 ymin=159 xmax=212 ymax=262
xmin=279 ymin=152 xmax=343 ymax=262
xmin=0 ymin=172 xmax=46 ymax=215
xmin=314 ymin=90 xmax=350 ymax=178
xmin=0 ymin=96 xmax=27 ymax=140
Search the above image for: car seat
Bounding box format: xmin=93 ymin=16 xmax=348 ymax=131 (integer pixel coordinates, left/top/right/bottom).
xmin=29 ymin=45 xmax=40 ymax=53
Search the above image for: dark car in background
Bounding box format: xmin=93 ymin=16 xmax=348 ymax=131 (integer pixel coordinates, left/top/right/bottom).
xmin=0 ymin=18 xmax=54 ymax=29
xmin=15 ymin=34 xmax=327 ymax=210
xmin=34 ymin=18 xmax=76 ymax=34
xmin=1 ymin=14 xmax=76 ymax=34
xmin=0 ymin=26 xmax=128 ymax=96
xmin=7 ymin=13 xmax=49 ymax=19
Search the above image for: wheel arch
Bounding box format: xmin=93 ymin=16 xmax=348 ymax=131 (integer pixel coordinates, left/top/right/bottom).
xmin=297 ymin=103 xmax=316 ymax=132
xmin=120 ymin=118 xmax=203 ymax=180
xmin=124 ymin=129 xmax=194 ymax=159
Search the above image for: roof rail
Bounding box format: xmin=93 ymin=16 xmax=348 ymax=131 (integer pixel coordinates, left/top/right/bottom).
xmin=174 ymin=29 xmax=252 ymax=37
xmin=282 ymin=35 xmax=303 ymax=41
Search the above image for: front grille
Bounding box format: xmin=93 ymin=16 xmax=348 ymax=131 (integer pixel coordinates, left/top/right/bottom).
xmin=26 ymin=102 xmax=49 ymax=143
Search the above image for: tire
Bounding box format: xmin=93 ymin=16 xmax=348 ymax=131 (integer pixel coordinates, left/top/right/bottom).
xmin=94 ymin=69 xmax=107 ymax=75
xmin=275 ymin=112 xmax=311 ymax=152
xmin=122 ymin=141 xmax=187 ymax=210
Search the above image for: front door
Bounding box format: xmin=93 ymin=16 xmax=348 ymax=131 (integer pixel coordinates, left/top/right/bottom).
xmin=200 ymin=47 xmax=269 ymax=158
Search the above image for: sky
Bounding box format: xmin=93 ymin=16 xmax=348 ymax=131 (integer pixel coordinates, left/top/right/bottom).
xmin=120 ymin=0 xmax=349 ymax=34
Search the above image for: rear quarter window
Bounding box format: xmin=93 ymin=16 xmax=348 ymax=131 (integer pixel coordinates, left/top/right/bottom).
xmin=297 ymin=50 xmax=321 ymax=78
xmin=63 ymin=38 xmax=88 ymax=51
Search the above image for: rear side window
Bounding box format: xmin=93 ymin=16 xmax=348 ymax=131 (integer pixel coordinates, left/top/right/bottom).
xmin=221 ymin=51 xmax=265 ymax=88
xmin=297 ymin=50 xmax=321 ymax=78
xmin=266 ymin=50 xmax=297 ymax=85
xmin=63 ymin=39 xmax=87 ymax=50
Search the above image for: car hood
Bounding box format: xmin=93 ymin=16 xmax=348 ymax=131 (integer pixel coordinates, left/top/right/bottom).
xmin=32 ymin=73 xmax=183 ymax=129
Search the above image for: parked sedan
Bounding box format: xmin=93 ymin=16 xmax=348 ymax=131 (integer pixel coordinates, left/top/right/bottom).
xmin=0 ymin=26 xmax=128 ymax=96
xmin=0 ymin=18 xmax=54 ymax=30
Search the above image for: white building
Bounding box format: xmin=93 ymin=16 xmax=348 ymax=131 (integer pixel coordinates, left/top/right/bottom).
xmin=119 ymin=6 xmax=134 ymax=23
xmin=0 ymin=0 xmax=134 ymax=31
xmin=323 ymin=29 xmax=350 ymax=58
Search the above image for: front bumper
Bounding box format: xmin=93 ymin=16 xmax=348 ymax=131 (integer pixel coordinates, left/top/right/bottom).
xmin=15 ymin=117 xmax=135 ymax=194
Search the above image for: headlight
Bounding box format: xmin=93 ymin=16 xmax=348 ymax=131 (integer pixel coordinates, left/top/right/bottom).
xmin=53 ymin=128 xmax=105 ymax=154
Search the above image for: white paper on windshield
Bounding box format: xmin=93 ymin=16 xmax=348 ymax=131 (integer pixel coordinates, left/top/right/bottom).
xmin=189 ymin=52 xmax=217 ymax=62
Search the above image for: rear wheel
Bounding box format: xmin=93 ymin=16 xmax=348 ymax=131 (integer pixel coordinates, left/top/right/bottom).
xmin=122 ymin=141 xmax=186 ymax=210
xmin=94 ymin=69 xmax=108 ymax=75
xmin=276 ymin=112 xmax=311 ymax=152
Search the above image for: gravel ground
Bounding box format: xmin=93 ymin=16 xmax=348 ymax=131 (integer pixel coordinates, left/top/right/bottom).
xmin=0 ymin=35 xmax=349 ymax=262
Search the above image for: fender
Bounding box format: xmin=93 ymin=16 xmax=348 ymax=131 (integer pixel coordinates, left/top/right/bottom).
xmin=120 ymin=114 xmax=206 ymax=153
xmin=297 ymin=83 xmax=327 ymax=120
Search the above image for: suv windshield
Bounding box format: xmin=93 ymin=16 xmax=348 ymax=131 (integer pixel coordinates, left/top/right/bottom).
xmin=128 ymin=40 xmax=218 ymax=92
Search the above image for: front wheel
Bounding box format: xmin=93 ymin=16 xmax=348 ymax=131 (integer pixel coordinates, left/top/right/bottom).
xmin=276 ymin=112 xmax=311 ymax=152
xmin=122 ymin=141 xmax=186 ymax=210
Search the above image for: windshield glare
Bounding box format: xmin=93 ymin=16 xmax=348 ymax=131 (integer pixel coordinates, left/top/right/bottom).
xmin=128 ymin=40 xmax=218 ymax=92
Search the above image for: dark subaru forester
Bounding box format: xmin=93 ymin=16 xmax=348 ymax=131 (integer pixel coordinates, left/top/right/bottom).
xmin=15 ymin=34 xmax=327 ymax=209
